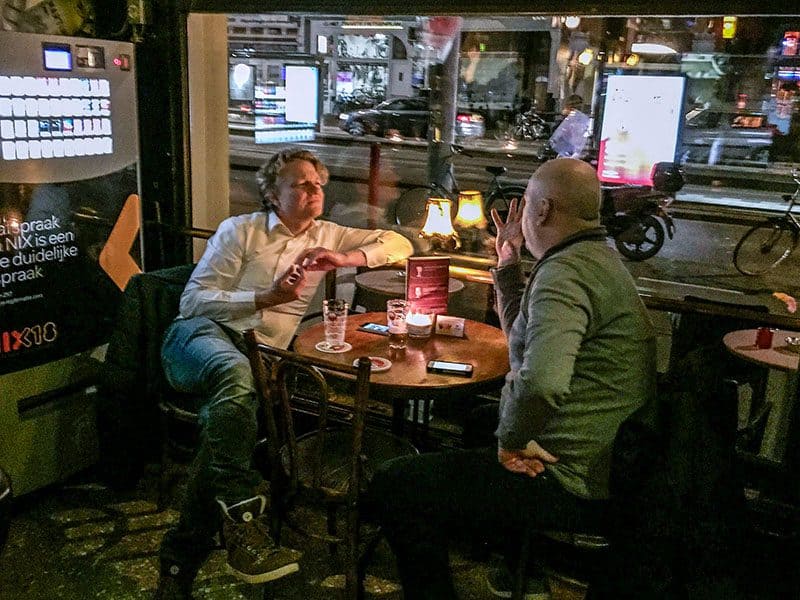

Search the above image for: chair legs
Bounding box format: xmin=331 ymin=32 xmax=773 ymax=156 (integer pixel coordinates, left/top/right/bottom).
xmin=512 ymin=526 xmax=533 ymax=600
xmin=512 ymin=528 xmax=611 ymax=600
xmin=327 ymin=504 xmax=340 ymax=556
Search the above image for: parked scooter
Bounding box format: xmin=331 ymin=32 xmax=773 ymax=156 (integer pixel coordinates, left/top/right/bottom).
xmin=601 ymin=162 xmax=684 ymax=261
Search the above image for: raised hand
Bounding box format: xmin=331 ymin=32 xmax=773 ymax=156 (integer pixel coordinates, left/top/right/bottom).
xmin=491 ymin=197 xmax=526 ymax=268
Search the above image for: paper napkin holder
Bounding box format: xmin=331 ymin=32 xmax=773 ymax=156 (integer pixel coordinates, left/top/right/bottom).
xmin=435 ymin=315 xmax=465 ymax=338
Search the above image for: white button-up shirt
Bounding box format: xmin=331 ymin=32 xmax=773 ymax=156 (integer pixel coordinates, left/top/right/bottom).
xmin=178 ymin=211 xmax=413 ymax=349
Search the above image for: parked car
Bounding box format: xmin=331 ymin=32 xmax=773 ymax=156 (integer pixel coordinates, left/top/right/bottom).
xmin=338 ymin=97 xmax=485 ymax=139
xmin=680 ymin=108 xmax=775 ymax=165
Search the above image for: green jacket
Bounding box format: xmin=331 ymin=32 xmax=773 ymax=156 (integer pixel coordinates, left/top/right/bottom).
xmin=493 ymin=228 xmax=657 ymax=499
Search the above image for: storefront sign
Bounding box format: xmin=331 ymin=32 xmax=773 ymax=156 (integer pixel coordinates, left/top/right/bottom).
xmin=597 ymin=74 xmax=685 ymax=186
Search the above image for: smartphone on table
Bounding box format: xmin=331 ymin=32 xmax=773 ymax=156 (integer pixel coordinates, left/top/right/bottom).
xmin=357 ymin=322 xmax=390 ymax=336
xmin=426 ymin=360 xmax=474 ymax=377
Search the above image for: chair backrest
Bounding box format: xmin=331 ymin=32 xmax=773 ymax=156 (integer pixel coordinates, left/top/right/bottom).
xmin=97 ymin=263 xmax=196 ymax=487
xmin=245 ymin=329 xmax=372 ymax=504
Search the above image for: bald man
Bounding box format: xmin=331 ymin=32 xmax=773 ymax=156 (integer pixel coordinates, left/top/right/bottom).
xmin=370 ymin=159 xmax=657 ymax=599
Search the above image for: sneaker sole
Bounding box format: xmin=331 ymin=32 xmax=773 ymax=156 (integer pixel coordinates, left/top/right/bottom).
xmin=226 ymin=561 xmax=299 ymax=584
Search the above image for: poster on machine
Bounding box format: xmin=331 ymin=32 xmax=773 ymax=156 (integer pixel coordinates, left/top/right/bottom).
xmin=0 ymin=31 xmax=141 ymax=375
xmin=597 ymin=74 xmax=685 ymax=186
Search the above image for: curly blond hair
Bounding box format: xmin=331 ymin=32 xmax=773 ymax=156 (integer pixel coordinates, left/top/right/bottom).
xmin=255 ymin=148 xmax=330 ymax=211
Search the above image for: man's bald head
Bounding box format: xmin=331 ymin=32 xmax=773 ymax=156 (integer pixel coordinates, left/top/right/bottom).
xmin=520 ymin=158 xmax=602 ymax=258
xmin=528 ymin=158 xmax=601 ymax=225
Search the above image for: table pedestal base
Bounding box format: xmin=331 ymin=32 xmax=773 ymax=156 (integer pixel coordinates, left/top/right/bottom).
xmin=759 ymin=369 xmax=798 ymax=463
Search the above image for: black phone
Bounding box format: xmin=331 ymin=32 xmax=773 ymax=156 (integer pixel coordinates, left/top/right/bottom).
xmin=426 ymin=360 xmax=474 ymax=377
xmin=357 ymin=322 xmax=390 ymax=336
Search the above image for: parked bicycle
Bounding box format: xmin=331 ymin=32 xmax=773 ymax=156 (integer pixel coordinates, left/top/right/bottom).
xmin=512 ymin=109 xmax=551 ymax=140
xmin=733 ymin=168 xmax=800 ymax=276
xmin=386 ymin=144 xmax=527 ymax=233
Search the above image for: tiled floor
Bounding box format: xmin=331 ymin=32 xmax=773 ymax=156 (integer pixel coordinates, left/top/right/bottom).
xmin=0 ymin=466 xmax=590 ymax=600
xmin=3 ymin=459 xmax=800 ymax=599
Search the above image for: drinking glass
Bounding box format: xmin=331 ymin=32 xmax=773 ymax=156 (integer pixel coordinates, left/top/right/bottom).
xmin=322 ymin=299 xmax=349 ymax=350
xmin=755 ymin=327 xmax=775 ymax=349
xmin=386 ymin=299 xmax=408 ymax=350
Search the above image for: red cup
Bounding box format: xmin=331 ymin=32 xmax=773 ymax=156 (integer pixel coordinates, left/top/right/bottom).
xmin=755 ymin=327 xmax=774 ymax=349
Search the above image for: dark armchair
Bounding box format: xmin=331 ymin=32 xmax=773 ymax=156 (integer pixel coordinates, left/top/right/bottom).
xmin=96 ymin=264 xmax=195 ymax=489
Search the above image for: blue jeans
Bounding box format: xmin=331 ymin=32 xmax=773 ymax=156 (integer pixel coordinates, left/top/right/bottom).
xmin=158 ymin=316 xmax=263 ymax=575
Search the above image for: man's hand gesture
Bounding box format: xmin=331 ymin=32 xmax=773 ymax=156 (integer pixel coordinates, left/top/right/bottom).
xmin=491 ymin=197 xmax=525 ymax=268
xmin=255 ymin=264 xmax=306 ymax=309
xmin=498 ymin=440 xmax=558 ymax=479
xmin=296 ymin=247 xmax=348 ymax=272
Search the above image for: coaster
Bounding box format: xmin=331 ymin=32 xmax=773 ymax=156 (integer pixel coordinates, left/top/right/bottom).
xmin=353 ymin=356 xmax=392 ymax=373
xmin=315 ymin=341 xmax=352 ymax=354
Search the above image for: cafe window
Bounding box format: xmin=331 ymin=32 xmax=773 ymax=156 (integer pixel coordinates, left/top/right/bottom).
xmin=227 ymin=12 xmax=800 ymax=210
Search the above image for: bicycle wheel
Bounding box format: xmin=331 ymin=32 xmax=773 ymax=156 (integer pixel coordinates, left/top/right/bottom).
xmin=390 ymin=186 xmax=452 ymax=228
xmin=733 ymin=220 xmax=799 ymax=276
xmin=484 ymin=185 xmax=527 ymax=233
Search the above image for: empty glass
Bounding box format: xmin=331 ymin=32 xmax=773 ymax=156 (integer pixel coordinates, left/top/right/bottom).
xmin=322 ymin=299 xmax=349 ymax=350
xmin=386 ymin=299 xmax=409 ymax=350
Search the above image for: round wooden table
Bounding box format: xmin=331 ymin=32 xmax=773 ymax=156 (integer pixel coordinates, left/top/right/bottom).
xmin=293 ymin=312 xmax=509 ymax=440
xmin=723 ymin=328 xmax=800 ymax=462
xmin=722 ymin=329 xmax=800 ymax=372
xmin=294 ymin=311 xmax=507 ymax=400
xmin=353 ymin=269 xmax=465 ymax=312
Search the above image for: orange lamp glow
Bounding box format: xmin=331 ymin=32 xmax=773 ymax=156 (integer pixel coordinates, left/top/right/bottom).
xmin=419 ymin=197 xmax=460 ymax=250
xmin=454 ymin=191 xmax=487 ymax=229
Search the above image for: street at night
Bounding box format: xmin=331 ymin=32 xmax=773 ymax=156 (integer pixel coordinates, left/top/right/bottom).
xmin=230 ymin=134 xmax=800 ymax=316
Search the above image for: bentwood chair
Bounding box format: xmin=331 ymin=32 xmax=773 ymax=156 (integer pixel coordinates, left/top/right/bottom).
xmin=0 ymin=466 xmax=11 ymax=556
xmin=245 ymin=329 xmax=418 ymax=600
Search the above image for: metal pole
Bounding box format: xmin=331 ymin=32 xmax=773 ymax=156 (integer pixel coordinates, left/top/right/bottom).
xmin=427 ymin=20 xmax=462 ymax=190
xmin=368 ymin=142 xmax=381 ymax=228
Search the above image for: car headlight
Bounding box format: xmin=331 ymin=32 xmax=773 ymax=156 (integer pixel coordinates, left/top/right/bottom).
xmin=339 ymin=113 xmax=350 ymax=122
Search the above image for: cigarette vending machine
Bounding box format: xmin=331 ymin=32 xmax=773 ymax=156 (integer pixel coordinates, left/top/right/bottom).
xmin=0 ymin=31 xmax=141 ymax=494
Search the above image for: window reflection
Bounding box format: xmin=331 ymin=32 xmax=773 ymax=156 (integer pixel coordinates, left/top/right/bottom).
xmin=226 ymin=13 xmax=800 ymax=188
xmin=223 ymin=13 xmax=800 ymax=227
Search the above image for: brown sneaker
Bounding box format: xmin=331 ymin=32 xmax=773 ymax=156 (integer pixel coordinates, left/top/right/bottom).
xmin=217 ymin=495 xmax=301 ymax=584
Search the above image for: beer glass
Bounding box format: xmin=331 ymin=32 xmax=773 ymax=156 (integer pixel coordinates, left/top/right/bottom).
xmin=386 ymin=299 xmax=408 ymax=350
xmin=322 ymin=299 xmax=349 ymax=350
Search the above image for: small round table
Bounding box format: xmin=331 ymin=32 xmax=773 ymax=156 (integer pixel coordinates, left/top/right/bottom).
xmin=293 ymin=311 xmax=509 ymax=438
xmin=723 ymin=328 xmax=800 ymax=462
xmin=353 ymin=269 xmax=465 ymax=312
